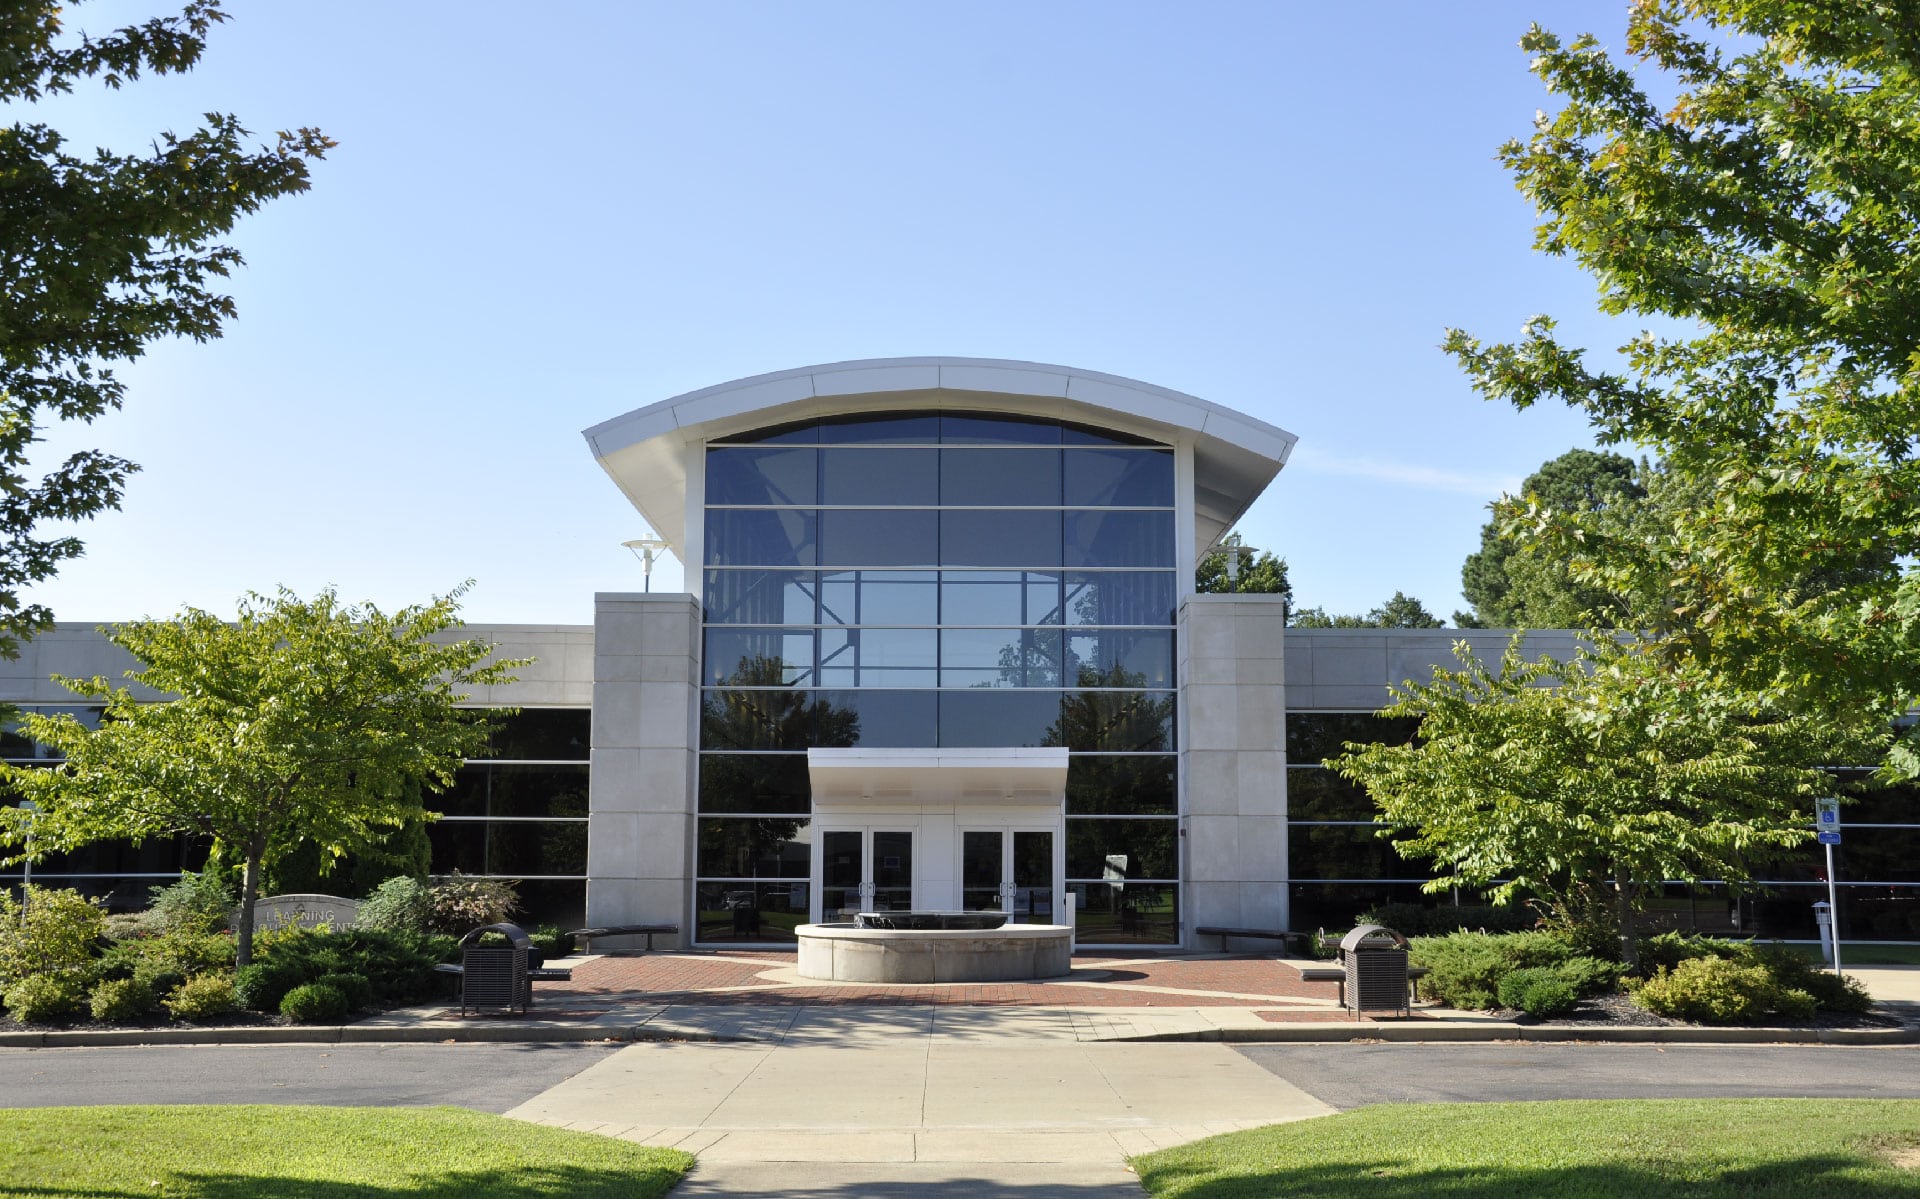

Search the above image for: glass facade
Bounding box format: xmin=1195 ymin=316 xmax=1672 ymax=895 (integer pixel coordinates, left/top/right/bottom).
xmin=1285 ymin=712 xmax=1920 ymax=940
xmin=3 ymin=707 xmax=590 ymax=929
xmin=698 ymin=411 xmax=1181 ymax=943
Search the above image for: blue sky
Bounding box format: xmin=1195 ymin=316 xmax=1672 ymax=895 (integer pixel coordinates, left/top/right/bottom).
xmin=24 ymin=1 xmax=1640 ymax=626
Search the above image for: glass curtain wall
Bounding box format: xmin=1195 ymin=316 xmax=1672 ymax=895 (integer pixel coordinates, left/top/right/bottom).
xmin=698 ymin=411 xmax=1182 ymax=944
xmin=1286 ymin=712 xmax=1920 ymax=940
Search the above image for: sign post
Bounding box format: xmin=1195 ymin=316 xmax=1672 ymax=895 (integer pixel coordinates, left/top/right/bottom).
xmin=1814 ymin=798 xmax=1843 ymax=977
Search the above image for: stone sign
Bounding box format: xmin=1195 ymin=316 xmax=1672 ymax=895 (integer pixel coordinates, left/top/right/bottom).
xmin=246 ymin=893 xmax=360 ymax=930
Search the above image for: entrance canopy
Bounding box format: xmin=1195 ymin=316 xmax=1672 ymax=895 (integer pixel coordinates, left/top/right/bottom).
xmin=806 ymin=747 xmax=1070 ymax=806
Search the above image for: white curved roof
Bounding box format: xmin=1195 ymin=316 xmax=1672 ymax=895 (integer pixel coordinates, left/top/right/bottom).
xmin=583 ymin=357 xmax=1295 ymax=567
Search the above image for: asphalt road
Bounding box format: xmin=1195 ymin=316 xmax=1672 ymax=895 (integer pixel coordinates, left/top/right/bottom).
xmin=1236 ymin=1042 xmax=1920 ymax=1109
xmin=0 ymin=1042 xmax=621 ymax=1112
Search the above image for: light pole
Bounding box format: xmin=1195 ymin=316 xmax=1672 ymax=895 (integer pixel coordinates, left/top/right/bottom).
xmin=622 ymin=534 xmax=670 ymax=593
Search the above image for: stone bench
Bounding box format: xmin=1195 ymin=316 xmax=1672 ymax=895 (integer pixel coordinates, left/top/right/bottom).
xmin=1195 ymin=925 xmax=1309 ymax=953
xmin=567 ymin=923 xmax=680 ymax=952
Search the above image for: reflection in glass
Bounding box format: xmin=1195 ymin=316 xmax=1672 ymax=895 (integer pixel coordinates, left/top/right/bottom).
xmin=1065 ymin=510 xmax=1175 ymax=568
xmin=1069 ymin=882 xmax=1177 ymax=944
xmin=818 ymin=628 xmax=938 ymax=688
xmin=696 ymin=816 xmax=811 ymax=879
xmin=940 ymin=413 xmax=1063 ymax=444
xmin=821 ymin=829 xmax=862 ymax=916
xmin=817 ymin=413 xmax=940 ymax=443
xmin=940 ymin=448 xmax=1060 ymax=506
xmin=706 ymin=446 xmax=818 ymax=505
xmin=939 ymin=628 xmax=1062 ymax=688
xmin=1063 ymin=448 xmax=1174 ymax=507
xmin=696 ymin=881 xmax=809 ymax=943
xmin=941 ymin=509 xmax=1061 ymax=567
xmin=706 ymin=509 xmax=816 ymax=567
xmin=1066 ymin=818 xmax=1178 ymax=880
xmin=1285 ymin=713 xmax=1422 ymax=764
xmin=940 ymin=571 xmax=1063 ymax=626
xmin=811 ymin=690 xmax=939 ymax=747
xmin=819 ymin=509 xmax=939 ymax=567
xmin=486 ymin=821 xmax=588 ymax=876
xmin=1012 ymin=830 xmax=1053 ymax=922
xmin=1285 ymin=768 xmax=1379 ymax=821
xmin=487 ymin=764 xmax=590 ymax=818
xmin=704 ymin=570 xmax=817 ymax=625
xmin=819 ymin=570 xmax=938 ymax=626
xmin=705 ymin=629 xmax=814 ymax=686
xmin=938 ymin=689 xmax=1067 ymax=747
xmin=1068 ymin=629 xmax=1174 ymax=688
xmin=962 ymin=829 xmax=1002 ymax=912
xmin=699 ymin=753 xmax=811 ymax=814
xmin=1066 ymin=756 xmax=1176 ymax=815
xmin=1046 ymin=688 xmax=1176 ymax=751
xmin=485 ymin=709 xmax=591 ymax=761
xmin=701 ymin=689 xmax=862 ymax=751
xmin=872 ymin=830 xmax=913 ymax=911
xmin=1064 ymin=572 xmax=1175 ymax=627
xmin=822 ymin=447 xmax=938 ymax=505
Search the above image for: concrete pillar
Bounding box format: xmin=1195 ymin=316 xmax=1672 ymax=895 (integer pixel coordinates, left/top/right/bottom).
xmin=586 ymin=592 xmax=700 ymax=950
xmin=1177 ymin=593 xmax=1289 ymax=941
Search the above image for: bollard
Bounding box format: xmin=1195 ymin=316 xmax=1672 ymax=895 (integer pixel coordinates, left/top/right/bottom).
xmin=1813 ymin=900 xmax=1834 ymax=965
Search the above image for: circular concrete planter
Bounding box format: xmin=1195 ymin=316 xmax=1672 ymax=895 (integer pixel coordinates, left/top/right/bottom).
xmin=796 ymin=922 xmax=1073 ymax=983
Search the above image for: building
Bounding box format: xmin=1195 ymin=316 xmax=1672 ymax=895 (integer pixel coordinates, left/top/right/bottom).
xmin=3 ymin=358 xmax=1915 ymax=945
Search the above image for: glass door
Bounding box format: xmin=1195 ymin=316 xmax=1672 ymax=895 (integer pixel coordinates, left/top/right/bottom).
xmin=960 ymin=827 xmax=1056 ymax=922
xmin=817 ymin=826 xmax=915 ymax=919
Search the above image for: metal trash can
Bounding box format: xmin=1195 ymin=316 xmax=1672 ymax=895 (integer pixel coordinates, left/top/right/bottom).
xmin=458 ymin=922 xmax=532 ymax=1015
xmin=1339 ymin=924 xmax=1410 ymax=1017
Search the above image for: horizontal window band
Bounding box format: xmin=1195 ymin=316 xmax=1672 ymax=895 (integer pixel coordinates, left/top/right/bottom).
xmin=431 ymin=816 xmax=589 ymax=824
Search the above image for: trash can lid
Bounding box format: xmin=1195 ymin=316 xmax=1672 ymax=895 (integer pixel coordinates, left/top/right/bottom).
xmin=459 ymin=922 xmax=532 ymax=948
xmin=1339 ymin=923 xmax=1408 ymax=952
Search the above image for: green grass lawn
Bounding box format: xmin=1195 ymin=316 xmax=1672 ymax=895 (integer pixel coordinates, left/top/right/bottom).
xmin=0 ymin=1105 xmax=693 ymax=1198
xmin=1134 ymin=1099 xmax=1920 ymax=1198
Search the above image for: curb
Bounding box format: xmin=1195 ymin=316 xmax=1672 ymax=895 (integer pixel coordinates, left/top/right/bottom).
xmin=0 ymin=1023 xmax=740 ymax=1049
xmin=1113 ymin=1023 xmax=1919 ymax=1046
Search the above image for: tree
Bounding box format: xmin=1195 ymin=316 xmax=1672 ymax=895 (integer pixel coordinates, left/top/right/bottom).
xmin=1292 ymin=592 xmax=1445 ymax=629
xmin=1444 ymin=1 xmax=1920 ymax=770
xmin=0 ymin=3 xmax=329 ymax=660
xmin=1196 ymin=542 xmax=1291 ymax=597
xmin=0 ymin=587 xmax=520 ymax=966
xmin=1458 ymin=449 xmax=1645 ymax=628
xmin=1329 ymin=636 xmax=1882 ymax=962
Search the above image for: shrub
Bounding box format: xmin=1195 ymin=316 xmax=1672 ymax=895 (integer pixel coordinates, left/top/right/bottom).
xmin=529 ymin=925 xmax=574 ymax=959
xmin=1635 ymin=931 xmax=1742 ymax=977
xmin=163 ymin=973 xmax=236 ymax=1022
xmin=89 ymin=976 xmax=157 ymax=1023
xmin=358 ymin=876 xmax=434 ymax=934
xmin=280 ymin=982 xmax=350 ymax=1024
xmin=4 ymin=971 xmax=88 ymax=1025
xmin=148 ymin=870 xmax=234 ymax=935
xmin=233 ymin=961 xmax=305 ymax=1013
xmin=1632 ymin=956 xmax=1817 ymax=1024
xmin=0 ymin=886 xmax=107 ymax=989
xmin=427 ymin=872 xmax=520 ymax=934
xmin=1797 ymin=968 xmax=1874 ymax=1014
xmin=138 ymin=929 xmax=237 ymax=976
xmin=1497 ymin=967 xmax=1581 ymax=1018
xmin=1409 ymin=931 xmax=1580 ymax=1011
xmin=256 ymin=927 xmax=444 ymax=1005
xmin=1359 ymin=903 xmax=1536 ymax=937
xmin=314 ymin=971 xmax=372 ymax=1011
xmin=137 ymin=968 xmax=186 ymax=1000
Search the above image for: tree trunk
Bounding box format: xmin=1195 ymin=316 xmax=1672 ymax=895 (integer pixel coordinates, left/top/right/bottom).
xmin=1614 ymin=868 xmax=1639 ymax=972
xmin=237 ymin=842 xmax=265 ymax=969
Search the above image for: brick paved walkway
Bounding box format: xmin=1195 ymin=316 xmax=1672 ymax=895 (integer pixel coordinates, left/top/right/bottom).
xmin=533 ymin=951 xmax=1347 ymax=1009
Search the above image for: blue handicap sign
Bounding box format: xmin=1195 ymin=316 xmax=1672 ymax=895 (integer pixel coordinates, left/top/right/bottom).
xmin=1817 ymin=830 xmax=1842 ymax=846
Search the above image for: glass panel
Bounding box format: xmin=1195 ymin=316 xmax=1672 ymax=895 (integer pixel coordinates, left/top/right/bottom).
xmin=702 ymin=690 xmax=849 ymax=751
xmin=485 ymin=709 xmax=591 ymax=761
xmin=0 ymin=706 xmax=102 ymax=761
xmin=705 ymin=509 xmax=816 ymax=567
xmin=428 ymin=766 xmax=488 ymax=818
xmin=1012 ymin=831 xmax=1053 ymax=922
xmin=706 ymin=446 xmax=818 ymax=506
xmin=704 ymin=569 xmax=817 ymax=626
xmin=1289 ymin=882 xmax=1433 ymax=936
xmin=697 ymin=881 xmax=809 ymax=943
xmin=1066 ymin=755 xmax=1176 ymax=815
xmin=819 ymin=569 xmax=938 ymax=625
xmin=719 ymin=419 xmax=819 ymax=445
xmin=699 ymin=753 xmax=811 ymax=814
xmin=487 ymin=764 xmax=589 ymax=818
xmin=821 ymin=830 xmax=863 ymax=916
xmin=1288 ymin=822 xmax=1417 ymax=881
xmin=872 ymin=830 xmax=913 ymax=911
xmin=1286 ymin=769 xmax=1377 ymax=821
xmin=941 ymin=570 xmax=1064 ymax=626
xmin=821 ymin=447 xmax=939 ymax=505
xmin=939 ymin=628 xmax=1062 ymax=688
xmin=1052 ymin=691 xmax=1176 ymax=751
xmin=697 ymin=816 xmax=812 ymax=878
xmin=1066 ymin=818 xmax=1178 ymax=880
xmin=941 ymin=509 xmax=1061 ymax=567
xmin=1070 ymin=882 xmax=1177 ymax=944
xmin=705 ymin=629 xmax=814 ymax=686
xmin=817 ymin=413 xmax=940 ymax=443
xmin=1062 ymin=448 xmax=1174 ymax=507
xmin=516 ymin=880 xmax=586 ymax=933
xmin=940 ymin=413 xmax=1062 ymax=444
xmin=1285 ymin=713 xmax=1422 ymax=763
xmin=1064 ymin=572 xmax=1176 ymax=627
xmin=1067 ymin=629 xmax=1174 ymax=688
xmin=1060 ymin=422 xmax=1162 ymax=447
xmin=813 ymin=690 xmax=939 ymax=747
xmin=940 ymin=448 xmax=1060 ymax=506
xmin=962 ymin=829 xmax=1003 ymax=912
xmin=1065 ymin=510 xmax=1175 ymax=568
xmin=486 ymin=821 xmax=588 ymax=876
xmin=426 ymin=821 xmax=487 ymax=874
xmin=938 ymin=690 xmax=1066 ymax=748
xmin=818 ymin=628 xmax=938 ymax=688
xmin=819 ymin=509 xmax=939 ymax=567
